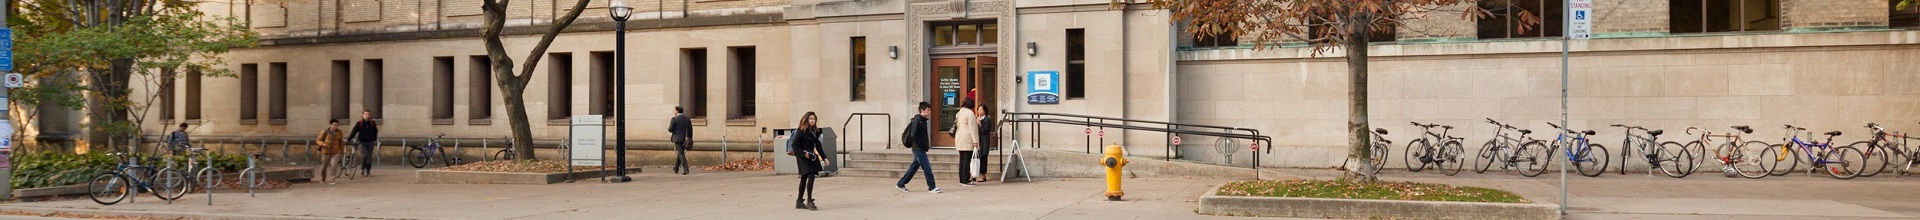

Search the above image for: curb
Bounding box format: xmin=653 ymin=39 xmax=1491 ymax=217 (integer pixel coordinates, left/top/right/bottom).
xmin=0 ymin=206 xmax=365 ymax=220
xmin=1196 ymin=184 xmax=1560 ymax=219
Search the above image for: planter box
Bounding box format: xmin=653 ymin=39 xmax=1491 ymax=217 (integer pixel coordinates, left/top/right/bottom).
xmin=415 ymin=168 xmax=637 ymax=185
xmin=11 ymin=168 xmax=313 ymax=198
xmin=1197 ymin=185 xmax=1559 ymax=220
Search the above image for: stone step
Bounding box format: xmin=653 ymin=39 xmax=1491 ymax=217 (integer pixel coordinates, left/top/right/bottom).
xmin=845 ymin=150 xmax=1006 ymax=163
xmin=842 ymin=159 xmax=1004 ymax=171
xmin=834 ymin=168 xmax=1003 ymax=180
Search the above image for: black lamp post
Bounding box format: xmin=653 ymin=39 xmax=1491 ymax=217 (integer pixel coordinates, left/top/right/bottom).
xmin=609 ymin=0 xmax=634 ymax=183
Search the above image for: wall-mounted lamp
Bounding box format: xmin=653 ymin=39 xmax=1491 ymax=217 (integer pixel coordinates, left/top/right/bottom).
xmin=1026 ymin=42 xmax=1037 ymax=56
xmin=889 ymin=46 xmax=899 ymax=59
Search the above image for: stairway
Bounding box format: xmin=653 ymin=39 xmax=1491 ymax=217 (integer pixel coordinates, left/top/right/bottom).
xmin=837 ymin=149 xmax=1005 ymax=179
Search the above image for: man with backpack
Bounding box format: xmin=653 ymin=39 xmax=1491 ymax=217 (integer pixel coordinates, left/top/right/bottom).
xmin=895 ymin=102 xmax=941 ymax=194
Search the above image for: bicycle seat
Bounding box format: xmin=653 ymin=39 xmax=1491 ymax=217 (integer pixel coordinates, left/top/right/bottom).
xmin=1447 ymin=136 xmax=1465 ymax=140
xmin=1648 ymin=130 xmax=1664 ymax=136
xmin=1732 ymin=126 xmax=1753 ymax=134
xmin=1582 ymin=130 xmax=1597 ymax=135
xmin=1824 ymin=131 xmax=1842 ymax=136
xmin=1441 ymin=125 xmax=1454 ymax=129
xmin=1373 ymin=128 xmax=1389 ymax=135
xmin=1518 ymin=129 xmax=1533 ymax=134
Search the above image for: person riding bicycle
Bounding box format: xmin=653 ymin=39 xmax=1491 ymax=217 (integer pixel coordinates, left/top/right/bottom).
xmin=166 ymin=123 xmax=192 ymax=155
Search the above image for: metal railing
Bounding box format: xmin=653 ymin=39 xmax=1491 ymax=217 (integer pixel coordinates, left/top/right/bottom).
xmin=1000 ymin=111 xmax=1274 ymax=170
xmin=840 ymin=113 xmax=893 ymax=162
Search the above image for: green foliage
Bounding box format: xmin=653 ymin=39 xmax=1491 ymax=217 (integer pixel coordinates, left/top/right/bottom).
xmin=1903 ymin=0 xmax=1916 ymax=10
xmin=12 ymin=3 xmax=259 ymax=138
xmin=9 ymin=151 xmax=248 ymax=189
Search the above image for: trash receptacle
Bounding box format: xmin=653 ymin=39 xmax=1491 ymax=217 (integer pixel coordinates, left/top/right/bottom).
xmin=773 ymin=128 xmax=840 ymax=176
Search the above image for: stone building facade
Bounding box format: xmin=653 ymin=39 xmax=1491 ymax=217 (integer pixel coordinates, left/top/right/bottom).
xmin=131 ymin=0 xmax=1920 ymax=169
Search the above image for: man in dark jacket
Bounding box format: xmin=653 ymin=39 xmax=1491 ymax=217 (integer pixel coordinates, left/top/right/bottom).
xmin=668 ymin=106 xmax=694 ymax=175
xmin=896 ymin=102 xmax=941 ymax=194
xmin=346 ymin=110 xmax=379 ymax=176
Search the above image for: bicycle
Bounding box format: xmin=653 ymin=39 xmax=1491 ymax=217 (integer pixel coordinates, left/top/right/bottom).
xmin=1763 ymin=125 xmax=1865 ymax=180
xmin=1610 ymin=124 xmax=1697 ymax=178
xmin=493 ymin=136 xmax=515 ymax=161
xmin=407 ymin=134 xmax=460 ymax=168
xmin=1543 ymin=123 xmax=1609 ymax=177
xmin=1403 ymin=122 xmax=1466 ymax=176
xmin=1681 ymin=126 xmax=1762 ymax=178
xmin=89 ymin=152 xmax=187 ymax=205
xmin=1341 ymin=128 xmax=1391 ymax=176
xmin=337 ymin=140 xmax=359 ymax=180
xmin=1846 ymin=122 xmax=1903 ymax=177
xmin=1476 ymin=118 xmax=1543 ymax=175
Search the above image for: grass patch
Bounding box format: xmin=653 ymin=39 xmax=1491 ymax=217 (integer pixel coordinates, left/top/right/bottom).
xmin=1216 ymin=180 xmax=1530 ymax=204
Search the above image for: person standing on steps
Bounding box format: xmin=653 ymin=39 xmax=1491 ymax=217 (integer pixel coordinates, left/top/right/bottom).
xmin=973 ymin=103 xmax=995 ymax=183
xmin=896 ymin=102 xmax=941 ymax=194
xmin=316 ymin=119 xmax=347 ymax=184
xmin=669 ymin=106 xmax=695 ymax=175
xmin=346 ymin=110 xmax=379 ymax=177
xmin=953 ymin=98 xmax=979 ymax=187
xmin=791 ymin=112 xmax=829 ymax=210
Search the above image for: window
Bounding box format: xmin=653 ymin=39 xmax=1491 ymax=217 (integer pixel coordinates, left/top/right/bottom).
xmin=728 ymin=47 xmax=756 ymax=120
xmin=1671 ymin=0 xmax=1780 ymax=33
xmin=1192 ymin=32 xmax=1238 ymax=48
xmin=850 ymin=37 xmax=868 ymax=101
xmin=1066 ymin=29 xmax=1086 ymax=100
xmin=680 ymin=49 xmax=709 ymax=118
xmin=239 ymin=63 xmax=258 ymax=123
xmin=186 ymin=68 xmax=202 ymax=120
xmin=590 ymin=52 xmax=615 ymax=119
xmin=1477 ymin=0 xmax=1564 ymax=39
xmin=1308 ymin=16 xmax=1399 ymax=43
xmin=1896 ymin=0 xmax=1920 ymax=28
xmin=930 ymin=22 xmax=998 ymax=46
xmin=331 ymin=60 xmax=351 ymax=120
xmin=363 ymin=59 xmax=383 ymax=119
xmin=469 ymin=56 xmax=493 ymax=122
xmin=433 ymin=57 xmax=455 ymax=122
xmin=548 ymin=53 xmax=573 ymax=120
xmin=160 ymin=69 xmax=175 ymax=122
xmin=269 ymin=62 xmax=288 ymax=124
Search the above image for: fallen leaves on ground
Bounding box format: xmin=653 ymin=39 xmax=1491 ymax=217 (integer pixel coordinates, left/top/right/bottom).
xmin=1216 ymin=179 xmax=1530 ymax=203
xmin=0 ymin=210 xmax=190 ymax=220
xmin=438 ymin=160 xmax=610 ymax=173
xmin=703 ymin=158 xmax=773 ymax=171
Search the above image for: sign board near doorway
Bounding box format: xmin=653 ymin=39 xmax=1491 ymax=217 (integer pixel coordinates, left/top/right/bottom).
xmin=569 ymin=115 xmax=604 ymax=166
xmin=1026 ymin=70 xmax=1060 ymax=104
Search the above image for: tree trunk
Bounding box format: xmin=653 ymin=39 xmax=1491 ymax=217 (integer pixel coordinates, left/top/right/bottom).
xmin=482 ymin=0 xmax=590 ymax=161
xmin=497 ymin=63 xmax=535 ymax=160
xmin=1341 ymin=13 xmax=1376 ymax=183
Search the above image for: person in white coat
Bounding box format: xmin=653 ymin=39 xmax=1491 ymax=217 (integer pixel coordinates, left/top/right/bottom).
xmin=953 ymin=98 xmax=979 ymax=186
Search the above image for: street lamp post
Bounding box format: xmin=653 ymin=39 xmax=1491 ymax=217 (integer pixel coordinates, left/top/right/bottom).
xmin=609 ymin=0 xmax=634 ymax=183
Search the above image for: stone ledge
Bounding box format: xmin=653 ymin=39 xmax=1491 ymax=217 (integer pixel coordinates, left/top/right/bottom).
xmin=415 ymin=168 xmax=638 ymax=185
xmin=11 ymin=168 xmax=313 ymax=199
xmin=1197 ymin=185 xmax=1559 ymax=219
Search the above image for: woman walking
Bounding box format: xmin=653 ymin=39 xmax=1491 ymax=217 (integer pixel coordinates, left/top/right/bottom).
xmin=791 ymin=112 xmax=829 ymax=211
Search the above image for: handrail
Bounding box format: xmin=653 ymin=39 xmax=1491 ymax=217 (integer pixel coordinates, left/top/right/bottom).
xmin=841 ymin=113 xmax=893 ymax=163
xmin=999 ymin=111 xmax=1274 ymax=173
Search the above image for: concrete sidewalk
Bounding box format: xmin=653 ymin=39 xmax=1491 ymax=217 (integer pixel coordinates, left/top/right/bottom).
xmin=1283 ymin=168 xmax=1920 ymax=219
xmin=0 ymin=166 xmax=1278 ymax=220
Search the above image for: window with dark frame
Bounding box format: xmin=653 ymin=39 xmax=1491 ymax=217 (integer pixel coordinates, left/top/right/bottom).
xmin=469 ymin=56 xmax=493 ymax=121
xmin=331 ymin=60 xmax=351 ymax=120
xmin=1670 ymin=0 xmax=1781 ymax=33
xmin=548 ymin=53 xmax=573 ymax=120
xmin=930 ymin=22 xmax=999 ymax=47
xmin=728 ymin=47 xmax=757 ymax=120
xmin=268 ymin=62 xmax=288 ymax=123
xmin=1066 ymin=29 xmax=1086 ymax=100
xmin=680 ymin=49 xmax=709 ymax=118
xmin=1895 ymin=0 xmax=1920 ymax=28
xmin=851 ymin=37 xmax=868 ymax=101
xmin=239 ymin=64 xmax=258 ymax=123
xmin=363 ymin=59 xmax=384 ymax=120
xmin=590 ymin=51 xmax=614 ymax=119
xmin=160 ymin=69 xmax=175 ymax=121
xmin=433 ymin=57 xmax=455 ymax=121
xmin=1192 ymin=32 xmax=1238 ymax=48
xmin=1477 ymin=0 xmax=1565 ymax=39
xmin=186 ymin=68 xmax=202 ymax=120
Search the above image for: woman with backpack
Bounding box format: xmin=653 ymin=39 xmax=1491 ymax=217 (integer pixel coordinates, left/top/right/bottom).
xmin=790 ymin=112 xmax=829 ymax=211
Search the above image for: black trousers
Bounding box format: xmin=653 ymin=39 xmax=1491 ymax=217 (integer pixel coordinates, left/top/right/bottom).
xmin=358 ymin=141 xmax=376 ymax=174
xmin=958 ymin=150 xmax=974 ymax=184
xmin=674 ymin=141 xmax=691 ymax=173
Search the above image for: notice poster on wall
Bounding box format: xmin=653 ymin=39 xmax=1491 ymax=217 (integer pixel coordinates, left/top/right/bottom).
xmin=1026 ymin=70 xmax=1060 ymax=104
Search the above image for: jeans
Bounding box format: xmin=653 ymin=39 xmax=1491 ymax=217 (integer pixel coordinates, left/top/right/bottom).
xmin=358 ymin=142 xmax=376 ymax=174
xmin=674 ymin=141 xmax=691 ymax=173
xmin=896 ymin=149 xmax=936 ymax=190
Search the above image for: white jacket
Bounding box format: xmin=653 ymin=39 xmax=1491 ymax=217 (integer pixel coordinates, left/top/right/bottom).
xmin=953 ymin=108 xmax=979 ymax=151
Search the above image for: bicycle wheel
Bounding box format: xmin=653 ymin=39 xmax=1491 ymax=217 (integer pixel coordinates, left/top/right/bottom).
xmin=1734 ymin=142 xmax=1772 ymax=179
xmin=1575 ymin=144 xmax=1610 ymax=177
xmin=1474 ymin=141 xmax=1498 ymax=173
xmin=88 ymin=173 xmax=128 ymax=205
xmin=1683 ymin=141 xmax=1708 ymax=175
xmin=1404 ymin=139 xmax=1430 ymax=172
xmin=1656 ymin=141 xmax=1694 ymax=178
xmin=154 ymin=169 xmax=188 ymax=201
xmin=1440 ymin=141 xmax=1466 ymax=176
xmin=1518 ymin=142 xmax=1551 ymax=177
xmin=406 ymin=147 xmax=429 ymax=168
xmin=1854 ymin=142 xmax=1890 ymax=177
xmin=1759 ymin=142 xmax=1796 ymax=176
xmin=494 ymin=150 xmax=512 ymax=161
xmin=242 ymin=168 xmax=266 ymax=191
xmin=1367 ymin=143 xmax=1389 ymax=175
xmin=1826 ymin=146 xmax=1866 ymax=180
xmin=196 ymin=168 xmax=222 ymax=190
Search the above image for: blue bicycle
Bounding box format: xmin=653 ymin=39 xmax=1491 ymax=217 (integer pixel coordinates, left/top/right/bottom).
xmin=1546 ymin=123 xmax=1610 ymax=177
xmin=407 ymin=134 xmax=461 ymax=168
xmin=90 ymin=152 xmax=188 ymax=205
xmin=1758 ymin=125 xmax=1864 ymax=180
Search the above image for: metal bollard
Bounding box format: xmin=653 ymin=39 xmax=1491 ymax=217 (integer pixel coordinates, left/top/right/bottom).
xmin=482 ymin=138 xmax=491 ymax=162
xmin=757 ymin=133 xmax=765 ymax=161
xmin=282 ymin=140 xmax=290 ymax=165
xmin=453 ymin=139 xmax=462 ymax=164
xmin=721 ymin=132 xmax=730 ymax=164
xmin=305 ymin=140 xmax=314 ymax=165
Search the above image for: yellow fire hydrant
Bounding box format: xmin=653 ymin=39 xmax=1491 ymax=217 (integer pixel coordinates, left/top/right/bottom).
xmin=1100 ymin=143 xmax=1129 ymax=201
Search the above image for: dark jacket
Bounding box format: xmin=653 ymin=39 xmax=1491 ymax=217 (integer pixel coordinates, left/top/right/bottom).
xmin=906 ymin=115 xmax=931 ymax=151
xmin=347 ymin=119 xmax=379 ymax=143
xmin=977 ymin=114 xmax=994 ymax=150
xmin=794 ymin=129 xmax=824 ymax=161
xmin=669 ymin=114 xmax=693 ymax=144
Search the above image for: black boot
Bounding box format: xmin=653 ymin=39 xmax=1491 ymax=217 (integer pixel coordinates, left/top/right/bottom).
xmin=806 ymin=199 xmax=817 ymax=211
xmin=795 ymin=199 xmax=806 ymax=209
